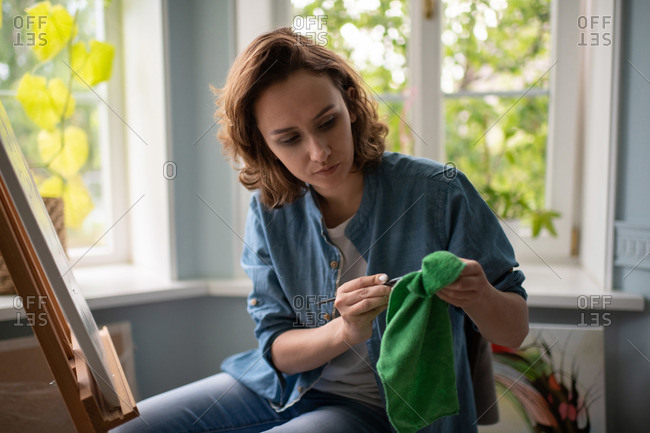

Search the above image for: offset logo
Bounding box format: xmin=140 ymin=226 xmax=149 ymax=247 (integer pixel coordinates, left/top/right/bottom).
xmin=292 ymin=295 xmax=331 ymax=327
xmin=293 ymin=15 xmax=328 ymax=46
xmin=577 ymin=15 xmax=612 ymax=47
xmin=13 ymin=295 xmax=48 ymax=327
xmin=577 ymin=295 xmax=612 ymax=327
xmin=443 ymin=161 xmax=458 ymax=180
xmin=163 ymin=161 xmax=177 ymax=180
xmin=13 ymin=15 xmax=48 ymax=47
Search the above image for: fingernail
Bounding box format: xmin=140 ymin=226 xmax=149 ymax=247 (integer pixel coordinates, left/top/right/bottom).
xmin=379 ymin=274 xmax=388 ymax=282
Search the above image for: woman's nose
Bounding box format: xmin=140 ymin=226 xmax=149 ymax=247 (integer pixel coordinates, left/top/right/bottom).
xmin=307 ymin=135 xmax=331 ymax=162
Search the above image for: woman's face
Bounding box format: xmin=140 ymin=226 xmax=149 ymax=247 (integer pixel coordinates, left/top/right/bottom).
xmin=254 ymin=70 xmax=359 ymax=199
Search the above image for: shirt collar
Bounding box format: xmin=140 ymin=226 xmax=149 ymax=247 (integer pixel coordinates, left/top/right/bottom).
xmin=305 ymin=164 xmax=379 ymax=238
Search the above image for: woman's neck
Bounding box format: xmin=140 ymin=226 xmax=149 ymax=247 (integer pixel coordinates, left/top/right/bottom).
xmin=317 ymin=172 xmax=364 ymax=228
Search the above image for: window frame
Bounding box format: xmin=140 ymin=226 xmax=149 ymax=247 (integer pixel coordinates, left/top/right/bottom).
xmin=249 ymin=0 xmax=621 ymax=289
xmin=67 ymin=0 xmax=130 ymax=266
xmin=409 ymin=0 xmax=582 ymax=264
xmin=410 ymin=0 xmax=621 ymax=289
xmin=0 ymin=0 xmax=130 ymax=266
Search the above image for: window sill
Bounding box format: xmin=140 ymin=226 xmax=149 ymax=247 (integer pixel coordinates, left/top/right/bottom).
xmin=522 ymin=262 xmax=645 ymax=311
xmin=0 ymin=262 xmax=644 ymax=322
xmin=0 ymin=264 xmax=252 ymax=322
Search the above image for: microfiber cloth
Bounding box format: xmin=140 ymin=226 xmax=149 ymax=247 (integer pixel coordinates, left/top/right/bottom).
xmin=377 ymin=251 xmax=466 ymax=433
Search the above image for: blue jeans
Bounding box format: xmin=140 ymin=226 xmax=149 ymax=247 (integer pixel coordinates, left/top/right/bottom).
xmin=111 ymin=373 xmax=392 ymax=433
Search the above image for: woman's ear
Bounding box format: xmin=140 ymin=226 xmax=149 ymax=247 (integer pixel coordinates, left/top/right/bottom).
xmin=346 ymin=87 xmax=357 ymax=123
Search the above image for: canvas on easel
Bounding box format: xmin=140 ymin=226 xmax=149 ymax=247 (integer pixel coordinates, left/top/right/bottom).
xmin=0 ymin=99 xmax=138 ymax=432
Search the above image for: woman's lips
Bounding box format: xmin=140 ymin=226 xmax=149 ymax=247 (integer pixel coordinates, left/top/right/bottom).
xmin=315 ymin=163 xmax=339 ymax=175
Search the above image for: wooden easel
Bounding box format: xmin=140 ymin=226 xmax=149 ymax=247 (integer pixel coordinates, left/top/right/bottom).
xmin=0 ymin=107 xmax=138 ymax=431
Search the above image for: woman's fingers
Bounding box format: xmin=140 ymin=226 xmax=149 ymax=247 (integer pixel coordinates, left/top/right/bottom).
xmin=340 ymin=292 xmax=390 ymax=316
xmin=336 ymin=273 xmax=388 ymax=294
xmin=334 ymin=274 xmax=392 ymax=344
xmin=334 ymin=274 xmax=392 ymax=313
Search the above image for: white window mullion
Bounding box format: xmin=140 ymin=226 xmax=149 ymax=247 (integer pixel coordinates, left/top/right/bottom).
xmin=539 ymin=0 xmax=581 ymax=261
xmin=409 ymin=0 xmax=444 ymax=162
xmin=577 ymin=0 xmax=618 ymax=288
xmin=76 ymin=0 xmax=130 ymax=265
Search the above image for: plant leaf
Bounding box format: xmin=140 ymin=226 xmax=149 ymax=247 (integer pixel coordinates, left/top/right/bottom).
xmin=543 ymin=213 xmax=558 ymax=237
xmin=70 ymin=40 xmax=114 ymax=86
xmin=27 ymin=2 xmax=77 ymax=61
xmin=531 ymin=213 xmax=542 ymax=237
xmin=36 ymin=129 xmax=61 ymax=164
xmin=37 ymin=175 xmax=63 ymax=197
xmin=16 ymin=73 xmax=75 ymax=130
xmin=38 ymin=126 xmax=89 ymax=178
xmin=62 ymin=175 xmax=94 ymax=229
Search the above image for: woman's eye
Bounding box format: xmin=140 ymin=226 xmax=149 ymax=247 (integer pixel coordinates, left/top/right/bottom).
xmin=320 ymin=117 xmax=336 ymax=129
xmin=281 ymin=135 xmax=299 ymax=144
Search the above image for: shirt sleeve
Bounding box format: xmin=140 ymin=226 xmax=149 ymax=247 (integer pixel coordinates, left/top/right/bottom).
xmin=241 ymin=195 xmax=299 ymax=381
xmin=441 ymin=171 xmax=527 ymax=301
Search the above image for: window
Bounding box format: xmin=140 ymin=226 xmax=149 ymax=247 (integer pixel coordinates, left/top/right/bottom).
xmin=291 ymin=0 xmax=413 ymax=153
xmin=441 ymin=0 xmax=553 ymax=238
xmin=0 ymin=0 xmax=127 ymax=264
xmin=289 ymin=0 xmax=581 ymax=262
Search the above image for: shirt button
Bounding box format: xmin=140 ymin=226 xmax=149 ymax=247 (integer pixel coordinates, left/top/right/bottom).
xmin=249 ymin=298 xmax=258 ymax=306
xmin=330 ymin=261 xmax=338 ymax=269
xmin=323 ymin=313 xmax=331 ymax=321
xmin=297 ymin=386 xmax=304 ymax=393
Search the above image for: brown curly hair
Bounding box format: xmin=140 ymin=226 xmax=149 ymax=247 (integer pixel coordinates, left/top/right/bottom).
xmin=214 ymin=27 xmax=388 ymax=209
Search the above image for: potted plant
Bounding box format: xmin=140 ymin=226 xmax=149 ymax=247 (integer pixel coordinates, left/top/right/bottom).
xmin=482 ymin=185 xmax=560 ymax=238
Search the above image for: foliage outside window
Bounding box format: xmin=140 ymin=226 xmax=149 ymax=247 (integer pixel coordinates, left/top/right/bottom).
xmin=292 ymin=0 xmax=559 ymax=237
xmin=441 ymin=0 xmax=559 ymax=236
xmin=292 ymin=0 xmax=413 ymax=154
xmin=1 ymin=0 xmax=114 ymax=249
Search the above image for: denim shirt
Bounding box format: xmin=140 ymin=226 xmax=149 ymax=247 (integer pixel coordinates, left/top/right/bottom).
xmin=221 ymin=152 xmax=526 ymax=433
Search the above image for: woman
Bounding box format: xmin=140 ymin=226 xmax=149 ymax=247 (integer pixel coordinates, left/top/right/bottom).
xmin=113 ymin=27 xmax=528 ymax=433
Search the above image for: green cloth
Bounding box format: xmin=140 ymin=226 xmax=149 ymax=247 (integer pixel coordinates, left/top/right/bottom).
xmin=377 ymin=251 xmax=466 ymax=433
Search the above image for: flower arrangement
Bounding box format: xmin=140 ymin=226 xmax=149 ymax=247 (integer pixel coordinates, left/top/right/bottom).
xmin=492 ymin=337 xmax=598 ymax=432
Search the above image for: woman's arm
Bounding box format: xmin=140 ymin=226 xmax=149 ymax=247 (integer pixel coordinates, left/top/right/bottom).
xmin=271 ymin=274 xmax=391 ymax=375
xmin=436 ymin=259 xmax=529 ymax=348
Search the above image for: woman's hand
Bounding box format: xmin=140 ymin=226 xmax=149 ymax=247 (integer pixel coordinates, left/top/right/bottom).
xmin=334 ymin=274 xmax=392 ymax=345
xmin=435 ymin=259 xmax=493 ymax=308
xmin=437 ymin=258 xmax=529 ymax=348
xmin=271 ymin=273 xmax=391 ymax=374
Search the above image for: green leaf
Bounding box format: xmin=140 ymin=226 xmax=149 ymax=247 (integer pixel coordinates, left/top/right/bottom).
xmin=70 ymin=40 xmax=115 ymax=86
xmin=544 ymin=218 xmax=557 ymax=237
xmin=26 ymin=2 xmax=77 ymax=62
xmin=38 ymin=126 xmax=89 ymax=178
xmin=16 ymin=73 xmax=75 ymax=130
xmin=542 ymin=211 xmax=560 ymax=237
xmin=531 ymin=214 xmax=542 ymax=237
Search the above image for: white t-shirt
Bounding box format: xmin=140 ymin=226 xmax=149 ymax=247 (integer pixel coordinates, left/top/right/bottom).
xmin=312 ymin=216 xmax=383 ymax=408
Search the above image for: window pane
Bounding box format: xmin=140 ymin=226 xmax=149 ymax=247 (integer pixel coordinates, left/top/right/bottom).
xmin=0 ymin=0 xmax=113 ymax=253
xmin=444 ymin=95 xmax=549 ymax=216
xmin=442 ymin=0 xmax=553 ymax=225
xmin=291 ymin=0 xmax=413 ymax=153
xmin=441 ymin=0 xmax=552 ymax=93
xmin=1 ymin=0 xmax=101 ymax=90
